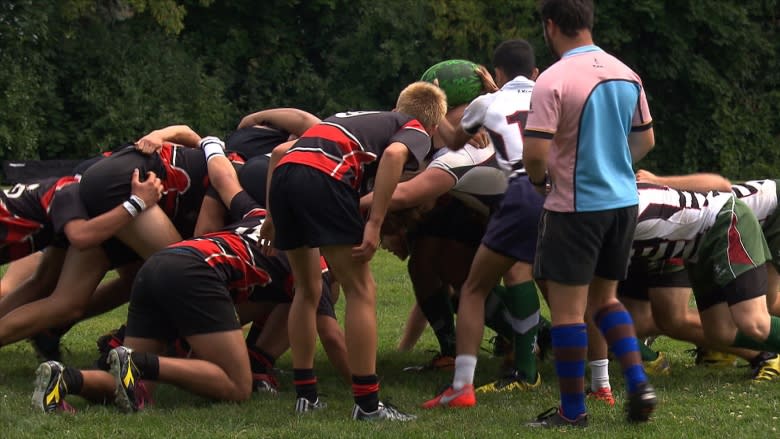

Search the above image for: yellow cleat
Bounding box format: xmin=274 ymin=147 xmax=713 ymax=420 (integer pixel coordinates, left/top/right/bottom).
xmin=695 ymin=349 xmax=739 ymax=367
xmin=476 ymin=370 xmax=540 ymax=393
xmin=752 ymin=354 xmax=780 ymax=382
xmin=644 ymin=351 xmax=671 ymax=376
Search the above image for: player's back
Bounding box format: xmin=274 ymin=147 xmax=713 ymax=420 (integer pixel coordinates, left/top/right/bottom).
xmin=480 ymin=76 xmax=534 ymax=173
xmin=633 ymin=183 xmax=733 ymax=260
xmin=731 ymin=180 xmax=778 ymax=223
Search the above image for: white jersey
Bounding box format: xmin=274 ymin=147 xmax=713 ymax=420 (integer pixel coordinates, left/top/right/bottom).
xmin=427 ymin=143 xmax=507 ymax=216
xmin=633 ymin=183 xmax=734 ymax=261
xmin=731 ymin=179 xmax=778 ymax=223
xmin=460 ymin=76 xmax=534 ymax=176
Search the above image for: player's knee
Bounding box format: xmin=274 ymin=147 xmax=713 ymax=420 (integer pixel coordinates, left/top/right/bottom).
xmin=734 ymin=317 xmax=770 ymax=341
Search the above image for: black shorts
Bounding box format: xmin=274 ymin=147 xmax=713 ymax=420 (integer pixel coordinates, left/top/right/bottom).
xmin=413 ymin=196 xmax=487 ymax=247
xmin=693 ymin=264 xmax=768 ymax=311
xmin=270 ymin=164 xmax=363 ymax=250
xmin=238 ymin=155 xmax=270 ymax=207
xmin=618 ymin=258 xmax=691 ymax=301
xmin=534 ymin=205 xmax=638 ymax=284
xmin=481 ymin=176 xmax=544 ymax=264
xmin=125 ymin=249 xmax=241 ymax=340
xmin=102 ymin=238 xmax=142 ymax=268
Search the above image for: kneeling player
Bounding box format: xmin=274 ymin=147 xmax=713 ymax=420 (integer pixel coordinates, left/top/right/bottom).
xmin=31 ymin=138 xmax=339 ymax=412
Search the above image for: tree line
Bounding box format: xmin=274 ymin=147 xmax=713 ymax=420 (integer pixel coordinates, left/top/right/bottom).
xmin=1 ymin=0 xmax=778 ymax=179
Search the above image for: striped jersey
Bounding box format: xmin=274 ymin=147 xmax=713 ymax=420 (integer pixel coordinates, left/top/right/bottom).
xmin=0 ymin=176 xmax=86 ymax=263
xmin=731 ymin=179 xmax=778 ymax=223
xmin=460 ymin=76 xmax=534 ymax=176
xmin=633 ymin=183 xmax=733 ymax=261
xmin=278 ymin=111 xmax=432 ymax=194
xmin=167 ymin=191 xmax=330 ymax=305
xmin=427 ymin=144 xmax=507 ymax=216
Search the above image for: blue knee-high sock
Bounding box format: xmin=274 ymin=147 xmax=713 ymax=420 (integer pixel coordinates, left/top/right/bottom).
xmin=552 ymin=323 xmax=587 ymax=419
xmin=595 ymin=303 xmax=647 ymax=393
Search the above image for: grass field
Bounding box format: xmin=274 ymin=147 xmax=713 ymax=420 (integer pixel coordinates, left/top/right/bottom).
xmin=1 ymin=250 xmax=779 ymax=438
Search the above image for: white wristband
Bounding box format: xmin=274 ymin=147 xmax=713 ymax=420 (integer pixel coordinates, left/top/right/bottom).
xmin=129 ymin=194 xmax=147 ymax=212
xmin=200 ymin=136 xmax=226 ymax=162
xmin=123 ymin=201 xmax=139 ymax=218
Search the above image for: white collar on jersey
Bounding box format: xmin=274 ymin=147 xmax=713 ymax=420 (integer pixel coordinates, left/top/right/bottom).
xmin=501 ymin=76 xmax=535 ymax=91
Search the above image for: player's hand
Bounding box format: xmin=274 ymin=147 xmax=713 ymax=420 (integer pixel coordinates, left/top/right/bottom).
xmin=259 ymin=216 xmax=277 ymax=257
xmin=135 ymin=133 xmax=165 ymax=155
xmin=467 ymin=130 xmax=490 ymax=149
xmin=635 ymin=169 xmax=659 ymax=184
xmin=533 ymin=184 xmax=550 ymax=196
xmin=380 ymin=232 xmax=409 ymax=261
xmin=352 ymin=221 xmax=380 ymax=263
xmin=475 ymin=65 xmax=499 ymax=93
xmin=130 ymin=168 xmax=164 ymax=207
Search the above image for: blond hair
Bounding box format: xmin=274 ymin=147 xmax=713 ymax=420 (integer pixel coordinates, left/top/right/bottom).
xmin=395 ymin=81 xmax=447 ymax=130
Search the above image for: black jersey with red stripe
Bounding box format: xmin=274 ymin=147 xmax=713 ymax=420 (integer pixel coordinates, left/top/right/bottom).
xmin=226 ymin=126 xmax=289 ymax=161
xmin=277 ymin=111 xmax=432 ymax=194
xmin=166 ymin=191 xmax=280 ymax=303
xmin=0 ymin=176 xmax=84 ymax=262
xmin=79 ymin=143 xmax=244 ymax=239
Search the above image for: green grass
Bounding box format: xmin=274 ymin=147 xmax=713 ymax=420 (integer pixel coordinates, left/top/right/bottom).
xmin=2 ymin=250 xmax=780 ymax=438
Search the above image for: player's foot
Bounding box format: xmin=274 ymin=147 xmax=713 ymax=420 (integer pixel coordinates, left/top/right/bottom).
xmin=476 ymin=370 xmax=540 ymax=393
xmin=31 ymin=361 xmax=75 ymax=414
xmin=586 ymin=387 xmax=615 ymax=407
xmin=253 ymin=373 xmax=279 ymax=395
xmin=692 ymin=347 xmax=739 ymax=367
xmin=526 ymin=407 xmax=588 ymax=428
xmin=421 ymin=384 xmax=475 ymax=409
xmin=402 ymin=352 xmax=455 ymax=372
xmin=295 ymin=397 xmax=326 ymax=413
xmin=752 ymin=353 xmax=780 ymax=382
xmin=352 ymin=401 xmax=416 ymax=421
xmin=29 ymin=330 xmax=63 ymax=362
xmin=626 ymin=382 xmax=657 ymax=423
xmin=644 ymin=351 xmax=671 ymax=376
xmin=109 ymin=346 xmax=150 ymax=412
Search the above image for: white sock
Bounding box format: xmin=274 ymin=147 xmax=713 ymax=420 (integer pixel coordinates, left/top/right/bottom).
xmin=452 ymin=355 xmax=477 ymax=390
xmin=589 ymin=359 xmax=611 ymax=391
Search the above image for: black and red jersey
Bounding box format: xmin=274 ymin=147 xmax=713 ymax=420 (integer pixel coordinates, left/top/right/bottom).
xmin=165 ymin=191 xmax=278 ymax=303
xmin=79 ymin=143 xmax=245 ymax=239
xmin=277 ymin=111 xmax=432 ymax=194
xmin=0 ymin=176 xmax=88 ymax=262
xmin=226 ymin=126 xmax=289 ymax=161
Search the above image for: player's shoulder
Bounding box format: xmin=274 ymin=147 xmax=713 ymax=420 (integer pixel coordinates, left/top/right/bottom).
xmin=429 ymin=144 xmax=495 ymax=170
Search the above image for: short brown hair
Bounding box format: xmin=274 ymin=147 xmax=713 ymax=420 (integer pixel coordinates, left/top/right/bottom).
xmin=395 ymin=81 xmax=447 ymax=129
xmin=539 ymin=0 xmax=594 ymax=37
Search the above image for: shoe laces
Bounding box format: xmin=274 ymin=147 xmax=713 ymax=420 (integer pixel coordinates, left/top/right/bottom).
xmin=534 ymin=406 xmax=559 ymax=421
xmin=379 ymin=399 xmax=411 ymax=419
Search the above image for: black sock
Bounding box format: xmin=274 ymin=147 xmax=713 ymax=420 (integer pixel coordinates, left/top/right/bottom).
xmin=352 ymin=374 xmax=380 ymax=412
xmin=62 ymin=367 xmax=84 ymax=395
xmin=418 ymin=286 xmax=456 ymax=357
xmin=293 ymin=368 xmax=318 ymax=402
xmin=130 ymin=352 xmax=160 ymax=380
xmin=248 ymin=346 xmax=276 ymax=374
xmin=245 ymin=321 xmax=264 ymax=348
